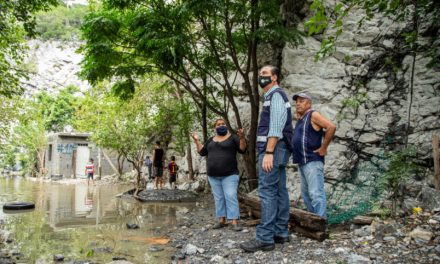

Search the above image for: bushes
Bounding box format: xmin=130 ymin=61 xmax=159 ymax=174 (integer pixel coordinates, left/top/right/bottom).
xmin=35 ymin=4 xmax=88 ymax=41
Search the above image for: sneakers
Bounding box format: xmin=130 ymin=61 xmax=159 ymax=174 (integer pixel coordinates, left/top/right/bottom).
xmin=240 ymin=238 xmax=275 ymax=252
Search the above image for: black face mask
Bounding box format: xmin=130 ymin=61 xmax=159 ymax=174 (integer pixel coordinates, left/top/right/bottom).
xmin=259 ymin=75 xmax=272 ymax=89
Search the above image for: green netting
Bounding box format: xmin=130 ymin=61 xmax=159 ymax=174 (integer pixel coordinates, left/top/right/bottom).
xmin=326 ymin=138 xmax=392 ymax=225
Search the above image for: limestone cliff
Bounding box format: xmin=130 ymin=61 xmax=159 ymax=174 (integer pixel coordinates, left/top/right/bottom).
xmin=20 ymin=39 xmax=90 ymax=99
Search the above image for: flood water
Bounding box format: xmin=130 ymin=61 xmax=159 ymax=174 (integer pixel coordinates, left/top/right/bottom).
xmin=0 ymin=176 xmax=202 ymax=264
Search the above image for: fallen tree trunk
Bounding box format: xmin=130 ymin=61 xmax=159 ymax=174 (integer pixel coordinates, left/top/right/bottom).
xmin=239 ymin=193 xmax=327 ymax=231
xmin=289 ymin=220 xmax=328 ymax=242
xmin=238 ymin=193 xmax=329 ymax=241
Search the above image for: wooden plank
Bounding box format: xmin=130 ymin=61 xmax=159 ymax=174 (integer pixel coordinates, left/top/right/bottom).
xmin=242 ymin=219 xmax=261 ymax=226
xmin=353 ymin=215 xmax=375 ymax=225
xmin=290 ymin=222 xmax=328 ymax=242
xmin=251 ymin=209 xmax=262 ymax=219
xmin=239 ymin=193 xmax=327 ymax=231
xmin=434 ymin=135 xmax=440 ymax=190
xmin=289 ymin=208 xmax=327 ymax=231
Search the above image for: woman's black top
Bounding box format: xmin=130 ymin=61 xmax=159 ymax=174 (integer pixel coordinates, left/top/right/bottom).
xmin=199 ymin=134 xmax=246 ymax=177
xmin=153 ymin=148 xmax=164 ymax=167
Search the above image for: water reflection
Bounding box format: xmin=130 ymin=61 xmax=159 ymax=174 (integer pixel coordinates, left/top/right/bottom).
xmin=0 ymin=177 xmax=199 ymax=263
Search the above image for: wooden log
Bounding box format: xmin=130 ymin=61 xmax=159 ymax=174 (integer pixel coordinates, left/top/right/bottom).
xmin=239 ymin=193 xmax=327 ymax=231
xmin=353 ymin=216 xmax=375 ymax=225
xmin=289 ymin=208 xmax=327 ymax=231
xmin=290 ymin=220 xmax=328 ymax=242
xmin=242 ymin=219 xmax=261 ymax=226
xmin=251 ymin=209 xmax=262 ymax=219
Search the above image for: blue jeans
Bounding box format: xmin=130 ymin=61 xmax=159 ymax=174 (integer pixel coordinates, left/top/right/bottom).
xmin=298 ymin=161 xmax=326 ymax=218
xmin=256 ymin=140 xmax=291 ymax=244
xmin=208 ymin=174 xmax=239 ymax=220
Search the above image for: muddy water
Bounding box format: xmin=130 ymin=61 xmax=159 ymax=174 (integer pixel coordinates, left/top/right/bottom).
xmin=0 ymin=177 xmax=201 ymax=264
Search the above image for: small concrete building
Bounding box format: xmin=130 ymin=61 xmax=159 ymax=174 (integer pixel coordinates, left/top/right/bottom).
xmin=45 ymin=132 xmax=132 ymax=178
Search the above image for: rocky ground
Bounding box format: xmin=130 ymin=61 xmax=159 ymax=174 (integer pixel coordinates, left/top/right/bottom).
xmin=1 ymin=195 xmax=439 ymax=264
xmin=164 ymin=204 xmax=440 ymax=264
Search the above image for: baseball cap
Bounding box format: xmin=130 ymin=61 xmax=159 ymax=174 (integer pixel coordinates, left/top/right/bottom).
xmin=292 ymin=93 xmax=312 ymax=103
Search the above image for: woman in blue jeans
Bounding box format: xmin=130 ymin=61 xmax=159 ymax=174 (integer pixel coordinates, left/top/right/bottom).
xmin=190 ymin=119 xmax=246 ymax=231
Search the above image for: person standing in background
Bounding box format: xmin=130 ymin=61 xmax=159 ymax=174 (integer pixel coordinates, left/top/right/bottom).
xmin=85 ymin=158 xmax=95 ymax=186
xmin=152 ymin=141 xmax=165 ymax=189
xmin=144 ymin=156 xmax=153 ymax=180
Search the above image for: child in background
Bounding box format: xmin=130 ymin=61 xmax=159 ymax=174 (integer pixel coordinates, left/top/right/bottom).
xmin=166 ymin=156 xmax=179 ymax=190
xmin=85 ymin=158 xmax=95 ymax=186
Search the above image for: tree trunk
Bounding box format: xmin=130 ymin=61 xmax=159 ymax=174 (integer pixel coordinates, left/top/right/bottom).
xmin=117 ymin=154 xmax=125 ymax=177
xmin=202 ymin=101 xmax=208 ymax=143
xmin=187 ymin=141 xmax=194 ymax=180
xmin=175 ymin=81 xmax=195 ymax=180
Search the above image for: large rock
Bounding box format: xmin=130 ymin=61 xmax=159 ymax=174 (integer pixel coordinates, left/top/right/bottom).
xmin=408 ymin=228 xmax=434 ymax=245
xmin=421 ymin=187 xmax=440 ymax=211
xmin=401 ymin=198 xmax=421 ymax=215
xmin=345 ymin=254 xmax=371 ymax=264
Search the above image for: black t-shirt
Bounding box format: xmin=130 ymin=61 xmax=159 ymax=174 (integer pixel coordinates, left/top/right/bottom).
xmin=153 ymin=148 xmax=164 ymax=167
xmin=199 ymin=134 xmax=246 ymax=177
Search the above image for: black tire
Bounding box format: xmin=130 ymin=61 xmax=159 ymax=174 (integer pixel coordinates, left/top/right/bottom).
xmin=3 ymin=202 xmax=35 ymax=210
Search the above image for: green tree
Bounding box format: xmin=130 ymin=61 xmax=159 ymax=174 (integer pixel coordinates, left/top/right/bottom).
xmin=0 ymin=95 xmax=23 ymax=151
xmin=34 ymin=84 xmax=81 ymax=132
xmin=376 ymin=146 xmax=425 ymax=217
xmin=78 ymin=0 xmax=304 ymax=190
xmin=34 ymin=1 xmax=89 ymax=40
xmin=11 ymin=105 xmax=48 ymax=177
xmin=76 ymin=83 xmax=154 ymax=187
xmin=0 ymin=0 xmax=59 ymax=97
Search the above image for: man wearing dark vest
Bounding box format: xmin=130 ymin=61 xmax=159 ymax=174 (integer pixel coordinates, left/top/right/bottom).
xmin=240 ymin=65 xmax=293 ymax=252
xmin=291 ymin=93 xmax=336 ymax=218
xmin=152 ymin=141 xmax=165 ymax=189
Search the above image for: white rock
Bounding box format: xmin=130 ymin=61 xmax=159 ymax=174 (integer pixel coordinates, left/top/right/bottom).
xmin=335 ymin=247 xmax=345 ymax=253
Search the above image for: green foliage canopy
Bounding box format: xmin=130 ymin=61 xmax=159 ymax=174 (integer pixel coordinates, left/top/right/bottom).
xmin=34 ymin=84 xmax=81 ymax=132
xmin=34 ymin=2 xmax=89 ymax=41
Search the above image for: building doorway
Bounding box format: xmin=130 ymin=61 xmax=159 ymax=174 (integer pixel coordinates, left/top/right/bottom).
xmin=75 ymin=146 xmax=90 ymax=178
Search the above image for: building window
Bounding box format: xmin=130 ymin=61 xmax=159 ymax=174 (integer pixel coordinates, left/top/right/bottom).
xmin=78 ymin=143 xmax=88 ymax=146
xmin=48 ymin=144 xmax=52 ymax=161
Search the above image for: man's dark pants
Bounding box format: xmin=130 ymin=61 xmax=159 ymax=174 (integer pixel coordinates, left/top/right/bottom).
xmin=148 ymin=165 xmax=152 ymax=180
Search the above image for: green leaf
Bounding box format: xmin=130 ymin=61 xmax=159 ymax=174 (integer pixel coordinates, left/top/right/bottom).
xmin=308 ymin=25 xmax=316 ymax=36
xmin=345 ymin=55 xmax=350 ymax=61
xmin=335 ymin=20 xmax=343 ymax=27
xmin=310 ymin=1 xmax=321 ymax=10
xmin=79 ymin=247 xmax=83 ymax=254
xmin=334 ymin=4 xmax=343 ymax=12
xmin=86 ymin=250 xmax=95 ymax=257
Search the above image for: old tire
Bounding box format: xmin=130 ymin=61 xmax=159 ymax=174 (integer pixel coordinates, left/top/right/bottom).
xmin=3 ymin=202 xmax=35 ymax=210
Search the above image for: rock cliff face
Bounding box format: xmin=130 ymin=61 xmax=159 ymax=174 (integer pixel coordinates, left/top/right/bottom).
xmin=20 ymin=39 xmax=90 ymax=98
xmin=278 ymin=0 xmax=439 ymax=193
xmin=177 ymin=0 xmax=440 ymax=200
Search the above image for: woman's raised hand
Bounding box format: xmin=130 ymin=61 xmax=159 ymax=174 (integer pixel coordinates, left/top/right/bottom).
xmin=190 ymin=132 xmax=199 ymax=141
xmin=237 ymin=129 xmax=245 ymax=139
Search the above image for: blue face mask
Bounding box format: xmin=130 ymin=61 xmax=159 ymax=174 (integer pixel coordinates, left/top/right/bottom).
xmin=216 ymin=126 xmax=228 ymax=136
